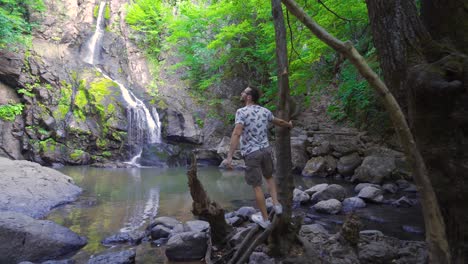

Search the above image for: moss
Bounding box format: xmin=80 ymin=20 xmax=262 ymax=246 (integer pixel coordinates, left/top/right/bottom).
xmin=93 ymin=4 xmax=99 ymax=18
xmin=70 ymin=149 xmax=85 ymax=160
xmin=105 ymin=3 xmax=111 ymax=20
xmin=39 ymin=138 xmax=57 ymax=152
xmin=96 ymin=138 xmax=108 ymax=149
xmin=102 ymin=151 xmax=112 ymax=157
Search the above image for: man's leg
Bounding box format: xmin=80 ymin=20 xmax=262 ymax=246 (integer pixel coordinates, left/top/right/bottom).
xmin=253 ymin=186 xmax=268 ymax=221
xmin=265 ymin=177 xmax=279 ymax=205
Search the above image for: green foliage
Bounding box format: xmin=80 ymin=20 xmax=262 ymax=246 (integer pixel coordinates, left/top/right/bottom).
xmin=195 ymin=117 xmax=204 ymax=128
xmin=93 ymin=4 xmax=99 ymax=18
xmin=0 ymin=0 xmax=45 ymax=48
xmin=0 ymin=102 xmax=23 ymax=121
xmin=125 ymin=0 xmax=168 ymax=62
xmin=70 ymin=149 xmax=85 ymax=160
xmin=104 ymin=3 xmax=111 ymax=20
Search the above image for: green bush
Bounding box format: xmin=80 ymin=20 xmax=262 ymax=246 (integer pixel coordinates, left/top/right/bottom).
xmin=0 ymin=103 xmax=24 ymax=121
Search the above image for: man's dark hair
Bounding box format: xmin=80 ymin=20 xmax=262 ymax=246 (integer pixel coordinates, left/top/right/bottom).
xmin=247 ymin=86 xmax=260 ymax=103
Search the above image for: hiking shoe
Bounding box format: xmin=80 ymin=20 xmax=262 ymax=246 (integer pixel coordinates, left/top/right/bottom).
xmin=273 ymin=204 xmax=283 ymax=215
xmin=251 ymin=213 xmax=271 ymax=229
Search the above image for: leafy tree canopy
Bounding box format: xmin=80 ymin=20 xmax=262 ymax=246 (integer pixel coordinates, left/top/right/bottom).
xmin=0 ymin=0 xmax=45 ymax=48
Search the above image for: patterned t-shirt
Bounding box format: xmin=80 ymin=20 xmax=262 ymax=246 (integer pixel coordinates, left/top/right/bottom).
xmin=235 ymin=105 xmax=274 ymax=156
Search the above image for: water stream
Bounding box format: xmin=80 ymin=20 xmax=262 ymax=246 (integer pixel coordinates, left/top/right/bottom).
xmin=81 ymin=1 xmax=161 ymax=165
xmin=47 ymin=166 xmax=424 ymax=263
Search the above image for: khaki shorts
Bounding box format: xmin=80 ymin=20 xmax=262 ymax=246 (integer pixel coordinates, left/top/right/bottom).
xmin=244 ymin=147 xmax=273 ymax=187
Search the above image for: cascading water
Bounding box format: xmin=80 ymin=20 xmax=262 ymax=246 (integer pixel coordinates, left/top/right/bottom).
xmin=82 ymin=1 xmax=161 ymax=164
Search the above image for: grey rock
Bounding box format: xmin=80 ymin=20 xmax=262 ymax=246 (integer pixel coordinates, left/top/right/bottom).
xmin=235 ymin=206 xmax=257 ymax=219
xmin=150 ymin=225 xmax=172 ymax=240
xmin=248 ymin=252 xmax=275 ymax=264
xmin=165 ymin=231 xmax=208 ymax=261
xmin=354 ymin=183 xmax=381 ymax=193
xmin=313 ymin=199 xmax=342 ymax=214
xmin=149 ymin=216 xmax=181 ymax=230
xmin=0 ymin=157 xmax=82 ymax=218
xmin=185 ymin=220 xmax=210 ymax=232
xmin=357 ymin=186 xmax=384 ymax=203
xmin=101 ymin=231 xmax=145 ymax=246
xmin=87 ymin=249 xmax=136 ymax=264
xmin=302 ymin=155 xmax=337 ymax=177
xmin=382 ymin=183 xmax=398 ymax=194
xmin=290 ymin=136 xmax=308 ymax=173
xmin=311 ymin=184 xmax=346 ymax=204
xmin=352 ymin=156 xmax=396 ymax=184
xmin=304 ymin=183 xmax=328 ymax=196
xmin=0 ymin=211 xmax=87 ymax=263
xmin=342 ymin=197 xmax=366 ymax=213
xmin=293 ymin=188 xmax=310 ymax=204
xmin=337 ymin=152 xmax=362 ymax=176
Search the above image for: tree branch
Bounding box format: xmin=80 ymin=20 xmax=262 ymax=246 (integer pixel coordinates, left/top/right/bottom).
xmin=317 ymin=0 xmax=352 ymax=22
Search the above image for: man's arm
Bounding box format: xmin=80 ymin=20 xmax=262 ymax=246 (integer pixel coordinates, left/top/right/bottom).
xmin=272 ymin=117 xmax=293 ymax=128
xmin=224 ymin=123 xmax=243 ymax=169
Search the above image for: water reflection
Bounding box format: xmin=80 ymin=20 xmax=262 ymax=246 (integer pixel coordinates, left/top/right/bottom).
xmin=47 ymin=166 xmax=424 ymax=262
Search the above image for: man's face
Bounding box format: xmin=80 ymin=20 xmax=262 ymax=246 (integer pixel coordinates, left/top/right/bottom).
xmin=241 ymin=88 xmax=251 ymax=102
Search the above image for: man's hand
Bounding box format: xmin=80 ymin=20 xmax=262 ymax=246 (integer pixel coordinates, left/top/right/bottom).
xmin=221 ymin=157 xmax=233 ymax=170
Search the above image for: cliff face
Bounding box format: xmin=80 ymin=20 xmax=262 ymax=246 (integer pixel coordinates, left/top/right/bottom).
xmin=0 ymin=0 xmax=153 ymax=165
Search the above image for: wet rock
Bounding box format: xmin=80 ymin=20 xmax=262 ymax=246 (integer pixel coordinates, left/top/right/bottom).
xmin=382 ymin=183 xmax=398 ymax=194
xmin=227 ymin=216 xmax=243 ymax=226
xmin=0 ymin=157 xmax=82 ymax=219
xmin=352 ymin=156 xmax=396 ymax=184
xmin=304 ymin=183 xmax=328 ymax=196
xmin=302 ymin=155 xmax=337 ymax=177
xmin=185 ymin=220 xmax=210 ymax=233
xmin=391 ymin=196 xmax=414 ymax=208
xmin=148 ymin=216 xmax=181 ymax=230
xmin=337 ymin=152 xmax=362 ymax=176
xmin=235 ymin=206 xmax=257 ymax=219
xmin=0 ymin=211 xmax=87 ymax=263
xmin=248 ymin=252 xmax=275 ymax=264
xmin=193 ymin=149 xmax=222 ymax=166
xmin=354 ymin=183 xmax=381 ymax=193
xmin=403 ymin=184 xmax=418 ymax=193
xmin=150 ymin=225 xmax=172 ymax=240
xmin=401 ymin=225 xmax=424 ymax=234
xmin=357 ymin=186 xmax=384 ymax=203
xmin=88 ymin=249 xmax=136 ymax=264
xmin=310 ymin=184 xmax=346 ymax=204
xmin=293 ymin=188 xmax=310 ymax=204
xmin=396 ymin=179 xmax=411 ymax=190
xmin=101 ymin=231 xmax=145 ymax=246
xmin=165 ymin=231 xmax=208 ymax=261
xmin=290 ymin=136 xmax=308 ymax=173
xmin=313 ymin=199 xmax=342 ymax=214
xmin=342 ymin=197 xmax=366 ymax=213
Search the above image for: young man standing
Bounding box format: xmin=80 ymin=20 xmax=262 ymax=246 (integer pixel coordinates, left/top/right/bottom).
xmin=222 ymin=86 xmax=293 ymax=228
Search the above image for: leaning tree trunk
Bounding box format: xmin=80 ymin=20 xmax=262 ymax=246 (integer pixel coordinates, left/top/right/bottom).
xmin=269 ymin=0 xmax=295 ymax=256
xmin=281 ymin=0 xmax=451 ymax=263
xmin=367 ymin=1 xmax=468 ymax=263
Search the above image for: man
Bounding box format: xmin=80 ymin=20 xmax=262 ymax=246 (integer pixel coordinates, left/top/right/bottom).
xmin=222 ymin=86 xmax=293 ymax=228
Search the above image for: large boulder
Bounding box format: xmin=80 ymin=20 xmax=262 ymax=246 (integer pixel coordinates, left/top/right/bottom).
xmin=352 ymin=156 xmax=396 ymax=184
xmin=0 ymin=157 xmax=82 ymax=218
xmin=337 ymin=152 xmax=362 ymax=176
xmin=310 ymin=184 xmax=346 ymax=204
xmin=0 ymin=211 xmax=87 ymax=263
xmin=164 ymin=109 xmax=203 ymax=144
xmin=165 ymin=231 xmax=209 ymax=261
xmin=87 ymin=249 xmax=136 ymax=264
xmin=290 ymin=136 xmax=309 ymax=173
xmin=302 ymin=155 xmax=337 ymax=177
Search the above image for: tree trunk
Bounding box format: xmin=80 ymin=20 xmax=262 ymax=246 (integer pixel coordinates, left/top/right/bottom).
xmin=270 ymin=0 xmax=295 ymax=256
xmin=367 ymin=1 xmax=468 ymax=262
xmin=187 ymin=155 xmax=233 ymax=245
xmin=281 ymin=0 xmax=451 ymax=262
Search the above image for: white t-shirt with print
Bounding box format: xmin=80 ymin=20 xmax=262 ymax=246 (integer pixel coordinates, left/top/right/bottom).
xmin=235 ymin=105 xmax=274 ymax=156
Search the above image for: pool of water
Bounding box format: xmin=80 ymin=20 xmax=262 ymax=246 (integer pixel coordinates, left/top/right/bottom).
xmin=47 ymin=165 xmax=424 ymax=262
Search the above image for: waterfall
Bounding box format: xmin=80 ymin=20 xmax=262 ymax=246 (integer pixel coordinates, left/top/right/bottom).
xmin=83 ymin=1 xmax=162 ymax=164
xmin=82 ymin=1 xmax=106 ymax=64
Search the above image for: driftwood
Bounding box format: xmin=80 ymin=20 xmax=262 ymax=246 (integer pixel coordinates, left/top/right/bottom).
xmin=187 ymin=154 xmax=233 ymax=245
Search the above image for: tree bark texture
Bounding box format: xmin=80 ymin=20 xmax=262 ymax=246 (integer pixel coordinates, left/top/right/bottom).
xmin=367 ymin=1 xmax=468 ymax=262
xmin=270 ymin=0 xmax=295 ymax=256
xmin=281 ymin=0 xmax=451 ymax=263
xmin=187 ymin=155 xmax=233 ymax=245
